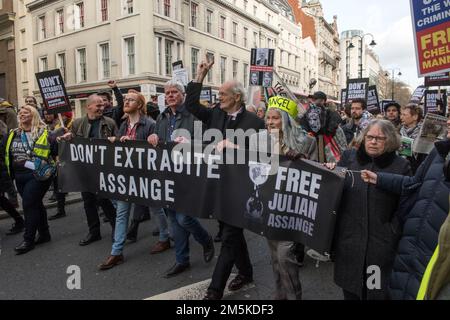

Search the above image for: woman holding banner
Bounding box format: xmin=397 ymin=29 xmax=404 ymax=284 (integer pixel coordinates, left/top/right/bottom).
xmin=325 ymin=120 xmax=411 ymax=300
xmin=250 ymin=96 xmax=317 ymax=300
xmin=4 ymin=105 xmax=57 ymax=255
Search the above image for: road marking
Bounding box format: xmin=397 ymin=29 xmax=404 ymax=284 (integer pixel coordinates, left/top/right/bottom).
xmin=145 ymin=274 xmax=256 ymax=300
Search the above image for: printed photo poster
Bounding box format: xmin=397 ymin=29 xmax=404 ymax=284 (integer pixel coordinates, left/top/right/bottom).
xmin=425 ymin=72 xmax=450 ymax=87
xmin=200 ymin=87 xmax=212 ymax=104
xmin=399 ymin=136 xmax=414 ymax=157
xmin=35 ymin=69 xmax=71 ymax=115
xmin=345 ymin=78 xmax=370 ymax=103
xmin=413 ymin=113 xmax=448 ymax=154
xmin=410 ymin=0 xmax=450 ymax=76
xmin=250 ymin=48 xmax=275 ymax=87
xmin=340 ymin=89 xmax=347 ymax=105
xmin=367 ymin=86 xmax=381 ymax=114
xmin=424 ymin=89 xmax=447 ymax=115
xmin=410 ymin=85 xmax=427 ymax=104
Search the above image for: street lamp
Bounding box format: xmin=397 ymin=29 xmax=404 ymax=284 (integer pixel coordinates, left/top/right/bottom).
xmin=347 ymin=33 xmax=377 ymax=79
xmin=385 ymin=69 xmax=402 ymax=101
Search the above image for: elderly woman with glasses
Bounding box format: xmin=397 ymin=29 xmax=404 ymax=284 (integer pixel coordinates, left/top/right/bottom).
xmin=325 ymin=119 xmax=411 ymax=300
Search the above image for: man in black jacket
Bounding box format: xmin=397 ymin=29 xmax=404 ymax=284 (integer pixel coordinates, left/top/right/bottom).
xmin=184 ymin=56 xmax=265 ymax=300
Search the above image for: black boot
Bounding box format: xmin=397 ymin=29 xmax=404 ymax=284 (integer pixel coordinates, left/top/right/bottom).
xmin=15 ymin=241 xmax=35 ymax=255
xmin=127 ymin=220 xmax=139 ymax=243
xmin=6 ymin=220 xmax=25 ymax=236
xmin=48 ymin=208 xmax=66 ymax=221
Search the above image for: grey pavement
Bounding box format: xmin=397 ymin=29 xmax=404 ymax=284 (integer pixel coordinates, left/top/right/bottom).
xmin=0 ymin=200 xmax=342 ymax=300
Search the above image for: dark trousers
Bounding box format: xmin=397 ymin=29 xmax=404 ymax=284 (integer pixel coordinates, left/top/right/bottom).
xmin=15 ymin=172 xmax=52 ymax=243
xmin=208 ymin=222 xmax=253 ymax=294
xmin=0 ymin=195 xmax=22 ymax=223
xmin=81 ymin=192 xmax=116 ymax=236
xmin=53 ymin=176 xmax=66 ymax=212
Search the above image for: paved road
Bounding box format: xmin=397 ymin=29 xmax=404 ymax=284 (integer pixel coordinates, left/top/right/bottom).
xmin=0 ymin=201 xmax=342 ymax=300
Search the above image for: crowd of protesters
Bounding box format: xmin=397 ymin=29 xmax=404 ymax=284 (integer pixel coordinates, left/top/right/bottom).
xmin=0 ymin=55 xmax=449 ymax=301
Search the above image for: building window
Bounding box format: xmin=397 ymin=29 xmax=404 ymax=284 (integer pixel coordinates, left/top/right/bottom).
xmin=219 ymin=16 xmax=226 ymax=40
xmin=164 ymin=0 xmax=171 ymax=17
xmin=56 ymin=9 xmax=64 ymax=35
xmin=206 ymin=9 xmax=213 ymax=34
xmin=243 ymin=27 xmax=248 ymax=48
xmin=156 ymin=37 xmax=162 ymax=75
xmin=56 ymin=53 xmax=66 ymax=81
xmin=123 ymin=0 xmax=134 ymax=14
xmin=232 ymin=60 xmax=238 ymax=80
xmin=191 ymin=48 xmax=199 ymax=79
xmin=20 ymin=29 xmax=26 ymax=49
xmin=39 ymin=57 xmax=48 ymax=72
xmin=99 ymin=43 xmax=110 ymax=79
xmin=100 ymin=0 xmax=108 ymax=22
xmin=232 ymin=22 xmax=238 ymax=44
xmin=124 ymin=37 xmax=136 ymax=75
xmin=243 ymin=63 xmax=248 ymax=87
xmin=253 ymin=31 xmax=258 ymax=47
xmin=206 ymin=52 xmax=214 ymax=83
xmin=191 ymin=2 xmax=198 ymax=28
xmin=75 ymin=2 xmax=85 ymax=29
xmin=21 ymin=59 xmax=28 ymax=82
xmin=76 ymin=48 xmax=87 ymax=82
xmin=165 ymin=39 xmax=173 ymax=76
xmin=38 ymin=16 xmax=46 ymax=40
xmin=220 ymin=56 xmax=226 ymax=83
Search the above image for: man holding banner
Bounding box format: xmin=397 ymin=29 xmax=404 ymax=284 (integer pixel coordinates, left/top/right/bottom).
xmin=59 ymin=94 xmax=118 ymax=246
xmin=186 ymin=56 xmax=265 ymax=300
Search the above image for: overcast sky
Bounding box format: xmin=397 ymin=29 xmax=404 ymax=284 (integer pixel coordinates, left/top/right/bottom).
xmin=320 ymin=0 xmax=422 ymax=89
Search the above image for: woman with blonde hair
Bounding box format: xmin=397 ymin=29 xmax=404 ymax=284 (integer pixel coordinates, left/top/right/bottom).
xmin=4 ymin=104 xmax=57 ymax=254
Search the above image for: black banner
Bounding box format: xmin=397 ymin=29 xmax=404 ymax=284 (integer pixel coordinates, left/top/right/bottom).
xmin=345 ymin=78 xmax=369 ymax=103
xmin=58 ymin=139 xmax=345 ymax=255
xmin=35 ymin=69 xmax=71 ymax=115
xmin=367 ymin=86 xmax=380 ymax=114
xmin=424 ymin=72 xmax=450 ymax=87
xmin=424 ymin=89 xmax=447 ymax=115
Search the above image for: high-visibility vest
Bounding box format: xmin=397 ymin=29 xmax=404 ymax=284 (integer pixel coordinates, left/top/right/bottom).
xmin=417 ymin=245 xmax=440 ymax=300
xmin=4 ymin=128 xmax=51 ymax=176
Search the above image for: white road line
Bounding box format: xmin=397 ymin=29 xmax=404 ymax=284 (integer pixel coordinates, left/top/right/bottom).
xmin=145 ymin=274 xmax=256 ymax=300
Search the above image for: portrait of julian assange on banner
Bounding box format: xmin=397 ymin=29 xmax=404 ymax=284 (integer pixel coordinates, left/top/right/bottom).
xmin=345 ymin=78 xmax=369 ymax=104
xmin=35 ymin=69 xmax=71 ymax=115
xmin=409 ymin=0 xmax=450 ymax=77
xmin=58 ymin=138 xmax=345 ymax=255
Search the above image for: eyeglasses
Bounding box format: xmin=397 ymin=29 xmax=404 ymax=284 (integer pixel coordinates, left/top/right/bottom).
xmin=124 ymin=98 xmax=137 ymax=103
xmin=366 ymin=135 xmax=387 ymax=142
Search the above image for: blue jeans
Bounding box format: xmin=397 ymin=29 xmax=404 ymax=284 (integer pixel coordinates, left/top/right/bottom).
xmin=111 ymin=201 xmax=146 ymax=256
xmin=152 ymin=207 xmax=170 ymax=242
xmin=167 ymin=209 xmax=211 ymax=265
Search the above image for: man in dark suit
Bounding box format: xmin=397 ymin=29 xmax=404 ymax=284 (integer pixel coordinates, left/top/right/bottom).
xmin=184 ymin=56 xmax=266 ymax=300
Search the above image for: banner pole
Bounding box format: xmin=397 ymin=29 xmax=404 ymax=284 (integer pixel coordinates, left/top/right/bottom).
xmin=58 ymin=113 xmax=65 ymax=129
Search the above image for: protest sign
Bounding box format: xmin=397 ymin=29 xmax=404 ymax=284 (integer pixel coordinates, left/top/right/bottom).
xmin=367 ymin=86 xmax=380 ymax=114
xmin=410 ymin=85 xmax=427 ymax=104
xmin=399 ymin=136 xmax=414 ymax=157
xmin=200 ymin=87 xmax=212 ymax=103
xmin=340 ymin=89 xmax=347 ymax=105
xmin=264 ymin=71 xmax=306 ymax=115
xmin=58 ymin=139 xmax=345 ymax=255
xmin=412 ymin=113 xmax=448 ymax=154
xmin=173 ymin=68 xmax=189 ymax=86
xmin=345 ymin=78 xmax=369 ymax=103
xmin=250 ymin=48 xmax=275 ymax=87
xmin=35 ymin=69 xmax=71 ymax=115
xmin=157 ymin=94 xmax=166 ymax=113
xmin=425 ymin=72 xmax=450 ymax=87
xmin=424 ymin=89 xmax=447 ymax=115
xmin=172 ymin=60 xmax=183 ymax=71
xmin=410 ymin=0 xmax=450 ymax=77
